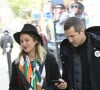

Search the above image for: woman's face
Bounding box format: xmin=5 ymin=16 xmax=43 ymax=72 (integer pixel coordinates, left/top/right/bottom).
xmin=20 ymin=33 xmax=37 ymax=54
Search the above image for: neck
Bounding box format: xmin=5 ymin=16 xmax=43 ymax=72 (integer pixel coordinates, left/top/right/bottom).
xmin=28 ymin=52 xmax=35 ymax=61
xmin=81 ymin=34 xmax=87 ymax=45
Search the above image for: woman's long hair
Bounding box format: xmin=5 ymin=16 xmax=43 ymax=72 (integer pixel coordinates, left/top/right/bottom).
xmin=15 ymin=33 xmax=47 ymax=64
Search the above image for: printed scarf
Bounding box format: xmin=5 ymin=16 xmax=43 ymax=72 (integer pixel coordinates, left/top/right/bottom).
xmin=19 ymin=56 xmax=46 ymax=90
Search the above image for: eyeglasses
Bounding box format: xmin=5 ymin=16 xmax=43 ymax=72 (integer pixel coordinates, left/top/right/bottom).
xmin=71 ymin=5 xmax=80 ymax=9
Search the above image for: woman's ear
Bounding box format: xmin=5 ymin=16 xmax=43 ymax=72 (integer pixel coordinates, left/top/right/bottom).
xmin=34 ymin=40 xmax=38 ymax=45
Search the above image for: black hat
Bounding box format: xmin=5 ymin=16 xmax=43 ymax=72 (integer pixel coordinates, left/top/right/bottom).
xmin=14 ymin=24 xmax=43 ymax=45
xmin=3 ymin=30 xmax=9 ymax=33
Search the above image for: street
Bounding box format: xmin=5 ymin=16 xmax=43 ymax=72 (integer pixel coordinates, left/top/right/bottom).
xmin=0 ymin=53 xmax=9 ymax=90
xmin=0 ymin=42 xmax=20 ymax=90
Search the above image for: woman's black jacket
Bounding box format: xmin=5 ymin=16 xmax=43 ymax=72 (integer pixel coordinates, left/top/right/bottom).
xmin=9 ymin=53 xmax=61 ymax=90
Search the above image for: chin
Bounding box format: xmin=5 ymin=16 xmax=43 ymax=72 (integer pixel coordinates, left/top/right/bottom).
xmin=24 ymin=50 xmax=29 ymax=53
xmin=73 ymin=44 xmax=79 ymax=47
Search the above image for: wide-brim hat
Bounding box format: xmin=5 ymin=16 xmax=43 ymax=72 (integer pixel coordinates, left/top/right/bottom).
xmin=14 ymin=24 xmax=43 ymax=45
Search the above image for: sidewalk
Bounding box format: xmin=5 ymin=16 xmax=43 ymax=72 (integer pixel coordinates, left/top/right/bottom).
xmin=0 ymin=53 xmax=9 ymax=90
xmin=0 ymin=42 xmax=20 ymax=90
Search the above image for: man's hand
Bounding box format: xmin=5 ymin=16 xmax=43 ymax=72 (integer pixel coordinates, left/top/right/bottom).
xmin=55 ymin=78 xmax=67 ymax=89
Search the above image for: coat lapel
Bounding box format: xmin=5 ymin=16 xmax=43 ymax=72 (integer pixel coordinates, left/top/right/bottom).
xmin=16 ymin=64 xmax=33 ymax=90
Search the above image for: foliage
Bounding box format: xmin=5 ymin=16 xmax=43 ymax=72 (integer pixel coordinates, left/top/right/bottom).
xmin=9 ymin=0 xmax=33 ymax=18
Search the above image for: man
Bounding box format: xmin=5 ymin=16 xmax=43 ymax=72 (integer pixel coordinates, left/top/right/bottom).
xmin=0 ymin=30 xmax=13 ymax=80
xmin=0 ymin=30 xmax=13 ymax=55
xmin=69 ymin=1 xmax=89 ymax=29
xmin=60 ymin=17 xmax=100 ymax=90
xmin=53 ymin=4 xmax=69 ymax=41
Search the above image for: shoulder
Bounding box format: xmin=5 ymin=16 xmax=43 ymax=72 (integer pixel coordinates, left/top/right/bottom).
xmin=12 ymin=60 xmax=19 ymax=68
xmin=45 ymin=53 xmax=57 ymax=65
xmin=86 ymin=26 xmax=100 ymax=42
xmin=86 ymin=26 xmax=100 ymax=34
xmin=86 ymin=28 xmax=100 ymax=47
xmin=60 ymin=39 xmax=71 ymax=48
xmin=1 ymin=35 xmax=4 ymax=39
xmin=60 ymin=39 xmax=73 ymax=57
xmin=46 ymin=53 xmax=56 ymax=61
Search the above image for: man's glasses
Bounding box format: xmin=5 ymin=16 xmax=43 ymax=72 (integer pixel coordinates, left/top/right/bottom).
xmin=71 ymin=5 xmax=80 ymax=9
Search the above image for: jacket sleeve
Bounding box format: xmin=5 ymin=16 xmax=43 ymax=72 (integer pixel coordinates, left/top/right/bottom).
xmin=45 ymin=53 xmax=61 ymax=89
xmin=9 ymin=36 xmax=13 ymax=48
xmin=9 ymin=61 xmax=19 ymax=90
xmin=60 ymin=40 xmax=73 ymax=90
xmin=0 ymin=37 xmax=3 ymax=48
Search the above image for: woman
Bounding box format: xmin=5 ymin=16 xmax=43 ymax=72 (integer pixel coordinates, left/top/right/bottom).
xmin=9 ymin=24 xmax=67 ymax=90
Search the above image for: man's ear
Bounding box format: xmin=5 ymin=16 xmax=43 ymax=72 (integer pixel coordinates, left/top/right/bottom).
xmin=81 ymin=28 xmax=85 ymax=32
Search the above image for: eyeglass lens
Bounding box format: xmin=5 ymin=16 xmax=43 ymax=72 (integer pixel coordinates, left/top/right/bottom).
xmin=71 ymin=5 xmax=79 ymax=9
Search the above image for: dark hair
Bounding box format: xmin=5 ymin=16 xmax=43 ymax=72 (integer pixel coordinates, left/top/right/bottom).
xmin=3 ymin=30 xmax=9 ymax=33
xmin=55 ymin=4 xmax=65 ymax=9
xmin=64 ymin=17 xmax=85 ymax=32
xmin=77 ymin=2 xmax=84 ymax=10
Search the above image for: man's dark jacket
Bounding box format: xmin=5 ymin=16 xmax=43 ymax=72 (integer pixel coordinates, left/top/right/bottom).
xmin=60 ymin=26 xmax=100 ymax=90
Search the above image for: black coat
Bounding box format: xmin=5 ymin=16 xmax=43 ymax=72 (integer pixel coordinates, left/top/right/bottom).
xmin=60 ymin=26 xmax=100 ymax=90
xmin=9 ymin=53 xmax=61 ymax=90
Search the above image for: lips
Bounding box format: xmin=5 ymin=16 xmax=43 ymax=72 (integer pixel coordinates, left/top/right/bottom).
xmin=23 ymin=47 xmax=28 ymax=50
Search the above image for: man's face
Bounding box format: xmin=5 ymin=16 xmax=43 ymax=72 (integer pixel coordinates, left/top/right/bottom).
xmin=71 ymin=3 xmax=80 ymax=14
xmin=54 ymin=5 xmax=63 ymax=13
xmin=64 ymin=26 xmax=84 ymax=47
xmin=4 ymin=32 xmax=8 ymax=35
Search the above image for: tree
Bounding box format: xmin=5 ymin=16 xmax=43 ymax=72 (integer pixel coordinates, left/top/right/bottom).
xmin=9 ymin=0 xmax=33 ymax=18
